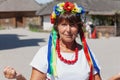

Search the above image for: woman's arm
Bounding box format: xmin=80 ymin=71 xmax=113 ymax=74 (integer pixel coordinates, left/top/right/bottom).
xmin=108 ymin=73 xmax=120 ymax=80
xmin=3 ymin=66 xmax=26 ymax=80
xmin=30 ymin=67 xmax=47 ymax=80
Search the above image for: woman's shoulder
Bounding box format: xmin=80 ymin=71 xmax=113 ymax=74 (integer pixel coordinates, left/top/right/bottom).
xmin=30 ymin=45 xmax=48 ymax=73
xmin=34 ymin=45 xmax=48 ymax=57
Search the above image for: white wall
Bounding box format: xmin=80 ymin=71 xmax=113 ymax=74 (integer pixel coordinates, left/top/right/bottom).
xmin=43 ymin=15 xmax=53 ymax=31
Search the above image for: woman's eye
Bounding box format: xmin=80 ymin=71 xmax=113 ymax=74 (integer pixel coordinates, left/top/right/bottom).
xmin=70 ymin=24 xmax=75 ymax=27
xmin=61 ymin=24 xmax=67 ymax=26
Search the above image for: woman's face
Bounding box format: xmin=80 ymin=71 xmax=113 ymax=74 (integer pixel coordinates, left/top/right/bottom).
xmin=57 ymin=20 xmax=79 ymax=43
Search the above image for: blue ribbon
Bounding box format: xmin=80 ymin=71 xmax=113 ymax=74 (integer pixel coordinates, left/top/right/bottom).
xmin=47 ymin=33 xmax=52 ymax=74
xmin=88 ymin=46 xmax=100 ymax=74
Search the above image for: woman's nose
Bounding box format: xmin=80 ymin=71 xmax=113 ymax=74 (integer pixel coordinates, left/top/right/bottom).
xmin=66 ymin=25 xmax=71 ymax=32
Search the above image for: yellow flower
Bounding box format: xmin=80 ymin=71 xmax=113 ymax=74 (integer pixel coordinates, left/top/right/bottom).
xmin=57 ymin=2 xmax=65 ymax=11
xmin=51 ymin=12 xmax=56 ymax=19
xmin=72 ymin=4 xmax=79 ymax=13
xmin=72 ymin=7 xmax=78 ymax=13
xmin=58 ymin=2 xmax=65 ymax=8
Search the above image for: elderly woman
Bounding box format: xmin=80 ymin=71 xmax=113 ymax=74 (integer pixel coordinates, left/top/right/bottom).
xmin=3 ymin=2 xmax=101 ymax=80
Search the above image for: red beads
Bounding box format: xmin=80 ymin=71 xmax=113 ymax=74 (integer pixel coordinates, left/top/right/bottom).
xmin=56 ymin=39 xmax=78 ymax=64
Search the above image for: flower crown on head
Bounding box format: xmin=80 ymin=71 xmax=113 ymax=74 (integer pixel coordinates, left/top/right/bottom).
xmin=50 ymin=2 xmax=85 ymax=24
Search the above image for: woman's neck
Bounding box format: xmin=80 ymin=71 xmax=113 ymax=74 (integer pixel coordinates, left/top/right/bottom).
xmin=59 ymin=39 xmax=77 ymax=52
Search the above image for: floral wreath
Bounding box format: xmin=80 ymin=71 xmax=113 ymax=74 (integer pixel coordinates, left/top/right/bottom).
xmin=50 ymin=2 xmax=85 ymax=24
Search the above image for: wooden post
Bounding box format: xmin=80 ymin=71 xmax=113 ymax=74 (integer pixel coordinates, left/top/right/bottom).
xmin=116 ymin=14 xmax=120 ymax=36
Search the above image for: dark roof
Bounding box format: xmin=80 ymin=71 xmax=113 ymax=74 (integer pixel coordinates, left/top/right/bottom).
xmin=0 ymin=0 xmax=6 ymax=4
xmin=0 ymin=0 xmax=42 ymax=12
xmin=83 ymin=0 xmax=120 ymax=11
xmin=89 ymin=11 xmax=116 ymax=15
xmin=36 ymin=0 xmax=89 ymax=16
xmin=88 ymin=0 xmax=120 ymax=15
xmin=37 ymin=0 xmax=120 ymax=15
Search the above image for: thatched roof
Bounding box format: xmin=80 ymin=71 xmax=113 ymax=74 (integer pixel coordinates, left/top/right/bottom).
xmin=88 ymin=0 xmax=120 ymax=15
xmin=0 ymin=0 xmax=6 ymax=4
xmin=36 ymin=0 xmax=89 ymax=16
xmin=36 ymin=0 xmax=120 ymax=16
xmin=89 ymin=11 xmax=116 ymax=15
xmin=0 ymin=0 xmax=42 ymax=12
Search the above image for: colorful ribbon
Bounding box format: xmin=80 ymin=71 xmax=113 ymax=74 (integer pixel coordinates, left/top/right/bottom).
xmin=47 ymin=28 xmax=57 ymax=77
xmin=82 ymin=36 xmax=93 ymax=80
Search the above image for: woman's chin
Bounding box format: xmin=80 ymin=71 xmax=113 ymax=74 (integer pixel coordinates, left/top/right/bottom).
xmin=64 ymin=38 xmax=74 ymax=43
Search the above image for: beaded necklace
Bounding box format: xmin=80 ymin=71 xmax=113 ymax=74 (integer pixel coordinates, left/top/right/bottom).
xmin=56 ymin=39 xmax=78 ymax=64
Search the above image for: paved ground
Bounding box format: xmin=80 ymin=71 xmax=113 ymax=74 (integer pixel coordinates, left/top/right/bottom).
xmin=0 ymin=28 xmax=120 ymax=80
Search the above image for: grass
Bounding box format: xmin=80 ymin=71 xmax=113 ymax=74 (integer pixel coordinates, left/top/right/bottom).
xmin=29 ymin=27 xmax=50 ymax=33
xmin=28 ymin=23 xmax=51 ymax=33
xmin=0 ymin=26 xmax=5 ymax=30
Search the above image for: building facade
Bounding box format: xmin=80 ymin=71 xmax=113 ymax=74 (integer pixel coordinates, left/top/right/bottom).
xmin=0 ymin=0 xmax=42 ymax=29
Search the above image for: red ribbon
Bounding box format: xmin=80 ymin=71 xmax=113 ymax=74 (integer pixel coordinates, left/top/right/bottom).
xmin=82 ymin=36 xmax=93 ymax=80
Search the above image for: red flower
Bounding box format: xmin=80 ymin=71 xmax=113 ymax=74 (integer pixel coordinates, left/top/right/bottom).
xmin=63 ymin=2 xmax=75 ymax=12
xmin=51 ymin=18 xmax=55 ymax=24
xmin=50 ymin=14 xmax=55 ymax=24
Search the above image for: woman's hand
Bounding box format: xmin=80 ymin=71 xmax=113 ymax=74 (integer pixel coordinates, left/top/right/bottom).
xmin=3 ymin=66 xmax=26 ymax=80
xmin=3 ymin=66 xmax=17 ymax=79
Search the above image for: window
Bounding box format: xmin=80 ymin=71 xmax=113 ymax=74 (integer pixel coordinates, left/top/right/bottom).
xmin=92 ymin=15 xmax=115 ymax=26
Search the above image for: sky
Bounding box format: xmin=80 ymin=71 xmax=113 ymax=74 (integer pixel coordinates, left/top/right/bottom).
xmin=35 ymin=0 xmax=53 ymax=4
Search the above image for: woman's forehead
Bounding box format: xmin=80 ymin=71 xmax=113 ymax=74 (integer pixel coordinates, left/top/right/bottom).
xmin=60 ymin=19 xmax=69 ymax=23
xmin=58 ymin=19 xmax=73 ymax=24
